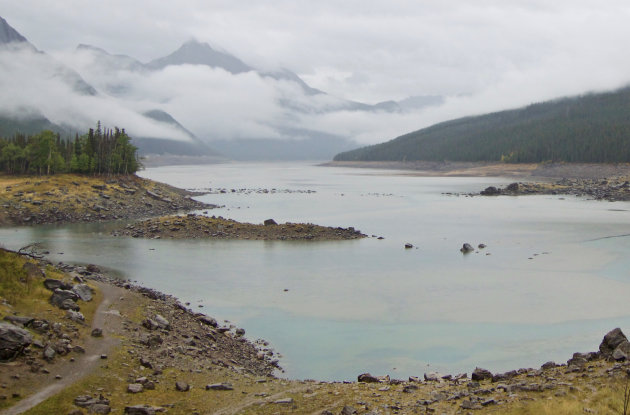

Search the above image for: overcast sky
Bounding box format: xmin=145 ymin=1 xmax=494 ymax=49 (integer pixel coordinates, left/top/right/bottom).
xmin=2 ymin=1 xmax=630 ymax=144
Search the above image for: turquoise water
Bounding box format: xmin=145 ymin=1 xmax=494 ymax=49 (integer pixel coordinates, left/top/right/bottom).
xmin=2 ymin=162 xmax=630 ymax=380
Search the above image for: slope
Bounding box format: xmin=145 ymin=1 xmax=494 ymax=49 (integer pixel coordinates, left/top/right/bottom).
xmin=334 ymin=86 xmax=630 ymax=163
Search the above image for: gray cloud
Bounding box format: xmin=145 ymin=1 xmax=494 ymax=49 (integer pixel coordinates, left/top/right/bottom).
xmin=2 ymin=1 xmax=630 ymax=145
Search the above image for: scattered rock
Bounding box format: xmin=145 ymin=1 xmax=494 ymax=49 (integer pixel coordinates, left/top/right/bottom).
xmin=175 ymin=381 xmax=190 ymax=391
xmin=600 ymin=328 xmax=628 ymax=357
xmin=50 ymin=289 xmax=80 ymax=310
xmin=612 ymin=340 xmax=630 ymax=361
xmin=480 ymin=186 xmax=500 ymax=196
xmin=471 ymin=367 xmax=493 ymax=381
xmin=0 ymin=322 xmax=33 ymax=361
xmin=67 ymin=310 xmax=85 ymax=322
xmin=91 ymin=328 xmax=103 ymax=337
xmin=357 ymin=373 xmax=379 ymax=383
xmin=127 ymin=383 xmax=144 ymax=394
xmin=341 ymin=406 xmax=357 ymax=415
xmin=205 ymin=383 xmax=234 ymax=391
xmin=72 ymin=284 xmax=94 ymax=302
xmin=460 ymin=243 xmax=475 ymax=253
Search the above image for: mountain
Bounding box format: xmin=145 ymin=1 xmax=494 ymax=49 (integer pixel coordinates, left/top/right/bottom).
xmin=76 ymin=44 xmax=145 ymax=72
xmin=146 ymin=40 xmax=252 ymax=73
xmin=137 ymin=109 xmax=221 ymax=158
xmin=0 ymin=16 xmax=27 ymax=44
xmin=334 ymin=86 xmax=630 ymax=163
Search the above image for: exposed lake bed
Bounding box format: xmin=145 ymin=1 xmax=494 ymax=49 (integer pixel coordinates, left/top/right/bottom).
xmin=2 ymin=162 xmax=630 ymax=382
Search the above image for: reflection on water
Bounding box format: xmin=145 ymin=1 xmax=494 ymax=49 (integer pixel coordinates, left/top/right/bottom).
xmin=2 ymin=162 xmax=630 ymax=380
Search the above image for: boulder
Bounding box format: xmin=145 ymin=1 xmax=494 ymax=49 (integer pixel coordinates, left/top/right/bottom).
xmin=0 ymin=322 xmax=33 ymax=360
xmin=44 ymin=279 xmax=72 ymax=291
xmin=89 ymin=404 xmax=111 ymax=414
xmin=404 ymin=243 xmax=413 ymax=249
xmin=42 ymin=345 xmax=56 ymax=361
xmin=127 ymin=383 xmax=144 ymax=394
xmin=142 ymin=319 xmax=159 ymax=331
xmin=153 ymin=314 xmax=170 ymax=330
xmin=505 ymin=182 xmax=519 ymax=192
xmin=480 ymin=186 xmax=501 ymax=196
xmin=357 ymin=373 xmax=379 ymax=383
xmin=264 ymin=219 xmax=278 ymax=226
xmin=50 ymin=289 xmax=79 ymax=309
xmin=599 ymin=328 xmax=628 ymax=357
xmin=3 ymin=316 xmax=34 ymax=327
xmin=91 ymin=328 xmax=103 ymax=337
xmin=67 ymin=310 xmax=85 ymax=322
xmin=613 ymin=341 xmax=630 ymax=361
xmin=205 ymin=383 xmax=234 ymax=391
xmin=197 ymin=315 xmax=218 ymax=327
xmin=341 ymin=406 xmax=358 ymax=415
xmin=471 ymin=367 xmax=493 ymax=381
xmin=175 ymin=381 xmax=190 ymax=391
xmin=460 ymin=243 xmax=475 ymax=253
xmin=72 ymin=284 xmax=94 ymax=302
xmin=424 ymin=372 xmax=442 ymax=382
xmin=124 ymin=405 xmax=163 ymax=415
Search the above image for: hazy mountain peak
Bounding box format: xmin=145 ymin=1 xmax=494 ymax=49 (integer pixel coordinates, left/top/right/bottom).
xmin=0 ymin=16 xmax=28 ymax=45
xmin=146 ymin=39 xmax=252 ymax=73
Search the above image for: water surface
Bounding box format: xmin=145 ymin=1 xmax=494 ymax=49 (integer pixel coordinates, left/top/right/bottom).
xmin=2 ymin=162 xmax=630 ymax=380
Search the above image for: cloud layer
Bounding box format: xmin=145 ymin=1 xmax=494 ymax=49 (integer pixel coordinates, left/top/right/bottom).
xmin=2 ymin=1 xmax=630 ymax=145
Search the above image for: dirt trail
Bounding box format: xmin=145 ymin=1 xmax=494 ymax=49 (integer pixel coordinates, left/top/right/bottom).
xmin=1 ymin=282 xmax=123 ymax=415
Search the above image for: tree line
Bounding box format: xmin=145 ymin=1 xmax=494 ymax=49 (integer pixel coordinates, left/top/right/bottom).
xmin=334 ymin=86 xmax=630 ymax=164
xmin=0 ymin=122 xmax=141 ymax=175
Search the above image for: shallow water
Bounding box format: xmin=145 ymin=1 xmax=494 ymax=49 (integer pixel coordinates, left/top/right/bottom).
xmin=2 ymin=162 xmax=630 ymax=380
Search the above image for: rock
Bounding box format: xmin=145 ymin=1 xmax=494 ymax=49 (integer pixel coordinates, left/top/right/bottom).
xmin=612 ymin=341 xmax=630 ymax=361
xmin=153 ymin=314 xmax=170 ymax=330
xmin=206 ymin=383 xmax=234 ymax=391
xmin=91 ymin=328 xmax=103 ymax=337
xmin=404 ymin=243 xmax=413 ymax=249
xmin=403 ymin=385 xmax=418 ymax=393
xmin=139 ymin=334 xmax=162 ymax=347
xmin=471 ymin=367 xmax=493 ymax=381
xmin=124 ymin=405 xmax=163 ymax=415
xmin=175 ymin=381 xmax=190 ymax=391
xmin=341 ymin=406 xmax=357 ymax=415
xmin=44 ymin=279 xmax=72 ymax=291
xmin=197 ymin=316 xmax=218 ymax=327
xmin=600 ymin=328 xmax=628 ymax=357
xmin=50 ymin=289 xmax=80 ymax=309
xmin=26 ymin=319 xmax=49 ymax=333
xmin=460 ymin=243 xmax=475 ymax=253
xmin=541 ymin=361 xmax=557 ymax=370
xmin=67 ymin=310 xmax=85 ymax=322
xmin=89 ymin=404 xmax=111 ymax=414
xmin=264 ymin=219 xmax=278 ymax=226
xmin=139 ymin=357 xmax=153 ymax=369
xmin=127 ymin=383 xmax=144 ymax=394
xmin=491 ymin=370 xmax=516 ymax=382
xmin=142 ymin=319 xmax=160 ymax=331
xmin=480 ymin=186 xmax=500 ymax=196
xmin=74 ymin=395 xmax=110 ymax=408
xmin=273 ymin=398 xmax=294 ymax=404
xmin=357 ymin=373 xmax=379 ymax=383
xmin=42 ymin=345 xmax=56 ymax=361
xmin=478 ymin=243 xmax=487 ymax=249
xmin=461 ymin=399 xmax=482 ymax=410
xmin=68 ymin=410 xmax=84 ymax=415
xmin=0 ymin=322 xmax=33 ymax=361
xmin=72 ymin=284 xmax=94 ymax=302
xmin=3 ymin=316 xmax=34 ymax=327
xmin=424 ymin=372 xmax=442 ymax=382
xmin=86 ymin=264 xmax=101 ymax=273
xmin=505 ymin=182 xmax=519 ymax=192
xmin=235 ymin=328 xmax=246 ymax=336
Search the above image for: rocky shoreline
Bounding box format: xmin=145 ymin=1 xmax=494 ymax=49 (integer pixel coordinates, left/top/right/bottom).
xmin=111 ymin=214 xmax=367 ymax=241
xmin=0 ymin=174 xmax=213 ymax=226
xmin=476 ymin=176 xmax=630 ymax=202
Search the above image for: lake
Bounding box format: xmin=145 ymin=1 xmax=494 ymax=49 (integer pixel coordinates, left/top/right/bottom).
xmin=2 ymin=161 xmax=630 ymax=381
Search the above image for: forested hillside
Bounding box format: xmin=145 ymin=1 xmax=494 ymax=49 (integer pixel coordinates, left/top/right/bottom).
xmin=334 ymin=86 xmax=630 ymax=163
xmin=0 ymin=123 xmax=140 ymax=175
